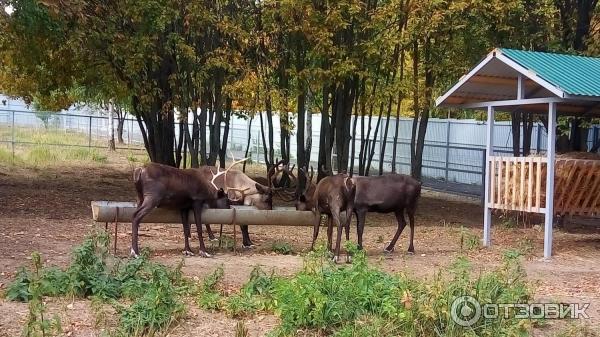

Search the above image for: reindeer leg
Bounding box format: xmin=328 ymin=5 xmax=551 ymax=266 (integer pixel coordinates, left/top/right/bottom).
xmin=310 ymin=210 xmax=321 ymax=250
xmin=181 ymin=209 xmax=194 ymax=256
xmin=356 ymin=209 xmax=367 ymax=250
xmin=344 ymin=204 xmax=354 ymax=264
xmin=205 ymin=224 xmax=218 ymax=241
xmin=240 ymin=225 xmax=255 ymax=248
xmin=384 ymin=209 xmax=407 ymax=253
xmin=326 ymin=216 xmax=334 ymax=252
xmin=407 ymin=206 xmax=416 ymax=254
xmin=332 ymin=210 xmax=344 ymax=263
xmin=193 ymin=201 xmax=211 ymax=258
xmin=130 ymin=197 xmax=158 ymax=258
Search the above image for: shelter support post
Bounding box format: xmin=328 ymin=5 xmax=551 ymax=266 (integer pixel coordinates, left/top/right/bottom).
xmin=483 ymin=106 xmax=495 ymax=247
xmin=544 ymin=103 xmax=557 ymax=259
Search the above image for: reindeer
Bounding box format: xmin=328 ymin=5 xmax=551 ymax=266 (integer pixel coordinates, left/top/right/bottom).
xmin=296 ymin=171 xmax=422 ymax=255
xmin=195 ymin=160 xmax=275 ymax=248
xmin=297 ymin=171 xmax=356 ymax=263
xmin=131 ymin=161 xmax=241 ymax=258
xmin=352 ymin=174 xmax=421 ymax=253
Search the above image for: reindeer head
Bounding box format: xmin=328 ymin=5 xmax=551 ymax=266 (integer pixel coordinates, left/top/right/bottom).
xmin=295 ymin=166 xmax=316 ymax=211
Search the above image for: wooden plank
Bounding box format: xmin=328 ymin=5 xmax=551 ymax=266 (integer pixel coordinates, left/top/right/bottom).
xmin=497 ymin=158 xmax=503 ymax=209
xmin=490 ymin=157 xmax=496 ymax=207
xmin=520 ymin=157 xmax=526 ymax=211
xmin=527 ymin=157 xmax=534 ymax=212
xmin=512 ymin=159 xmax=518 ymax=210
xmin=535 ymin=157 xmax=542 ymax=212
xmin=504 ymin=158 xmax=511 ymax=209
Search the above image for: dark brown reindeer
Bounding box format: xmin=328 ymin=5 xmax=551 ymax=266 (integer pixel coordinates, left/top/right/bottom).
xmin=352 ymin=174 xmax=421 ymax=253
xmin=296 ymin=172 xmax=422 ymax=254
xmin=297 ymin=171 xmax=356 ymax=263
xmin=131 ymin=162 xmax=234 ymax=257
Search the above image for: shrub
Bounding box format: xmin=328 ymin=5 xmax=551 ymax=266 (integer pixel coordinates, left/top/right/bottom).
xmin=6 ymin=231 xmax=187 ymax=336
xmin=271 ymin=241 xmax=294 ymax=255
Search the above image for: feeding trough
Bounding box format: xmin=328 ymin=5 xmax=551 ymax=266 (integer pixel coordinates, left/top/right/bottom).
xmin=91 ymin=201 xmax=319 ymax=226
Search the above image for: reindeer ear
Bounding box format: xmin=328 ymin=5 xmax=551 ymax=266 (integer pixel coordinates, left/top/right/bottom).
xmin=255 ymin=183 xmax=272 ymax=194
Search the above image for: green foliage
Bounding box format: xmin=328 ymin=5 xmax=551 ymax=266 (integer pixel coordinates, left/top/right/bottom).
xmin=6 ymin=232 xmax=187 ymax=336
xmin=196 ymin=267 xmax=225 ymax=311
xmin=271 ymin=241 xmax=294 ymax=255
xmin=22 ymin=252 xmax=63 ymax=337
xmin=207 ymin=246 xmax=532 ymax=336
xmin=460 ymin=226 xmax=480 ymax=251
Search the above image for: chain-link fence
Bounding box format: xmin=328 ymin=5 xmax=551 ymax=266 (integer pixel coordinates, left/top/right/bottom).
xmin=2 ymin=108 xmax=599 ymax=199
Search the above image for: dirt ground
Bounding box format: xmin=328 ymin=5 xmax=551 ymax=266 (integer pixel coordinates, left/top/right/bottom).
xmin=0 ymin=153 xmax=599 ymax=336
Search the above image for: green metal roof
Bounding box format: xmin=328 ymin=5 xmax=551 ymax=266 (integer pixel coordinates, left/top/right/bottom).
xmin=499 ymin=48 xmax=600 ymax=97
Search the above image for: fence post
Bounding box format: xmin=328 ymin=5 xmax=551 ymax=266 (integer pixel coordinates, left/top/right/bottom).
xmin=445 ymin=119 xmax=451 ymax=182
xmin=480 ymin=148 xmax=486 ymax=207
xmin=88 ymin=116 xmax=92 ymax=148
xmin=11 ymin=110 xmax=15 ymax=161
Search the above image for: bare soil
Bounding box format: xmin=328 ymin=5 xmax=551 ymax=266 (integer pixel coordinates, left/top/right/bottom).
xmin=0 ymin=153 xmax=599 ymax=336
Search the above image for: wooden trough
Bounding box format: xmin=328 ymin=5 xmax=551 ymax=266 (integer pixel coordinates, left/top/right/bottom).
xmin=91 ymin=201 xmax=319 ymax=226
xmin=91 ymin=201 xmax=326 ymax=253
xmin=487 ymin=155 xmax=600 ymax=216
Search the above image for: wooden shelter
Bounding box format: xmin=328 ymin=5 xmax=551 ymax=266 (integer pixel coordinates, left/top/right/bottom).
xmin=436 ymin=48 xmax=600 ymax=259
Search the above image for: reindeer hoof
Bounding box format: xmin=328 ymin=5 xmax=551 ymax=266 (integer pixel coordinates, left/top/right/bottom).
xmin=346 ymin=255 xmax=353 ymax=264
xmin=198 ymin=251 xmax=212 ymax=258
xmin=130 ymin=248 xmax=140 ymax=258
xmin=242 ymin=244 xmax=255 ymax=249
xmin=209 ymin=237 xmax=219 ymax=242
xmin=332 ymin=255 xmax=341 ymax=263
xmin=182 ymin=250 xmax=195 ymax=257
xmin=407 ymin=250 xmax=415 ymax=255
xmin=383 ymin=246 xmax=395 ymax=254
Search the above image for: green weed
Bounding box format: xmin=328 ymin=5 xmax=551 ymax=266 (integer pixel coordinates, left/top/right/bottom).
xmin=271 ymin=241 xmax=294 ymax=255
xmin=460 ymin=226 xmax=480 ymax=251
xmin=196 ymin=266 xmax=225 ymax=311
xmin=212 ymin=244 xmax=532 ymax=336
xmin=6 ymin=231 xmax=187 ymax=336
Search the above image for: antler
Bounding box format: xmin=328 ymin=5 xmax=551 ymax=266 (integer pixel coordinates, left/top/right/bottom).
xmin=226 ymin=187 xmax=250 ymax=202
xmin=210 ymin=151 xmax=249 ymax=191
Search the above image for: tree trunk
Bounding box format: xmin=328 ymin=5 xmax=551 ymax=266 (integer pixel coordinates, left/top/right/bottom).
xmin=318 ymin=85 xmax=331 ymax=180
xmin=511 ymin=111 xmax=522 ymax=156
xmin=296 ymin=90 xmax=307 ymax=194
xmin=209 ymin=73 xmax=224 ymax=166
xmin=115 ymin=105 xmax=126 ymax=144
xmin=366 ymin=102 xmax=384 ymax=176
xmin=219 ymin=97 xmax=232 ymax=167
xmin=411 ymin=38 xmax=433 ymax=180
xmin=243 ymin=115 xmax=253 ymax=173
xmin=108 ymin=100 xmax=115 ymax=151
xmin=379 ymin=96 xmax=393 ymax=175
xmin=523 ymin=113 xmax=534 ymax=156
xmin=199 ymin=90 xmax=208 ymax=165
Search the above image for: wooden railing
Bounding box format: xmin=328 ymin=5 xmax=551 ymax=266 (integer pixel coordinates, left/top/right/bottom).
xmin=487 ymin=156 xmax=600 ymax=216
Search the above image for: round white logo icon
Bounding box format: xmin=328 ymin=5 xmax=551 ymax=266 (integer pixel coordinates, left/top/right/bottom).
xmin=451 ymin=295 xmax=482 ymax=327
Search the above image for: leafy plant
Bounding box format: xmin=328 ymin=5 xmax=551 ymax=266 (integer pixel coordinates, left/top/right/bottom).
xmin=271 ymin=241 xmax=293 ymax=255
xmin=6 ymin=232 xmax=187 ymax=336
xmin=460 ymin=226 xmax=480 ymax=251
xmin=196 ymin=266 xmax=225 ymax=311
xmin=22 ymin=252 xmax=62 ymax=337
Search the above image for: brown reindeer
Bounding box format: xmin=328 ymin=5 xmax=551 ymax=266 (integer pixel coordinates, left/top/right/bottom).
xmin=132 ymin=162 xmax=236 ymax=257
xmin=352 ymin=174 xmax=421 ymax=253
xmin=298 ymin=172 xmax=356 ymax=263
xmin=296 ymin=172 xmax=421 ymax=255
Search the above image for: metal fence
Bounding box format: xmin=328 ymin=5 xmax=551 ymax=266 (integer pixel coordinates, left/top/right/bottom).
xmin=2 ymin=108 xmax=599 ymax=198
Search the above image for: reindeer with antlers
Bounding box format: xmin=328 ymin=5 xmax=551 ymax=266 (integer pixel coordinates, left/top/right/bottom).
xmin=131 ymin=156 xmax=248 ymax=257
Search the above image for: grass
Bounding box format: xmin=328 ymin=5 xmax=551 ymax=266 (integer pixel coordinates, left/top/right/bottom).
xmin=271 ymin=241 xmax=294 ymax=255
xmin=193 ymin=243 xmax=534 ymax=336
xmin=5 ymin=231 xmax=187 ymax=336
